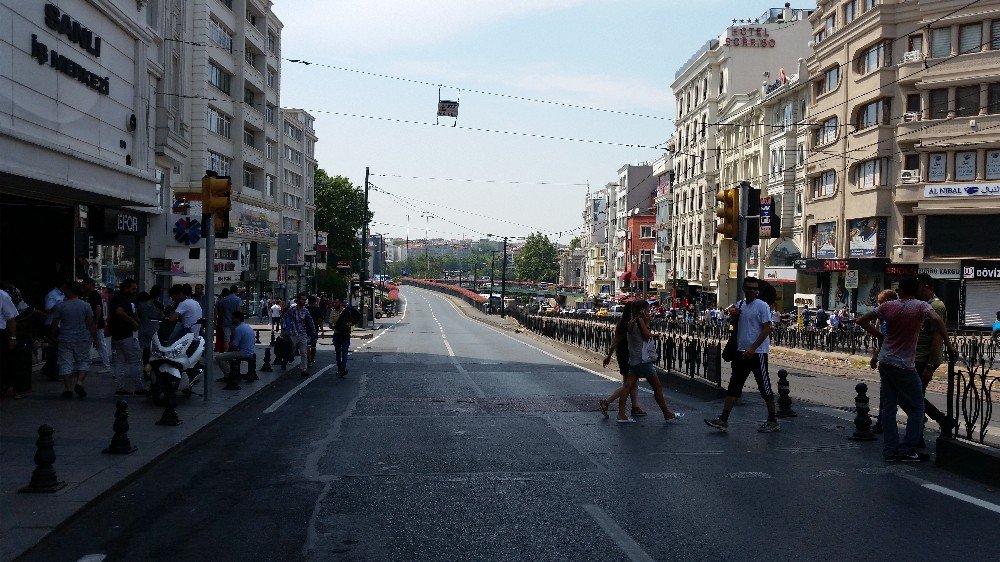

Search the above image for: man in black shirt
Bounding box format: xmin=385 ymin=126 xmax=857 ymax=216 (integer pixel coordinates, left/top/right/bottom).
xmin=306 ymin=295 xmax=324 ymax=364
xmin=108 ymin=279 xmax=146 ymax=395
xmin=82 ymin=278 xmax=110 ymax=373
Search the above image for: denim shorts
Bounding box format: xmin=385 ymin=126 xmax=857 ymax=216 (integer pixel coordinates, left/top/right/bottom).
xmin=58 ymin=340 xmax=92 ymax=375
xmin=628 ymin=361 xmax=656 ymax=379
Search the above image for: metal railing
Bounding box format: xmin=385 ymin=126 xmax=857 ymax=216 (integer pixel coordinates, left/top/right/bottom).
xmin=945 ymin=335 xmax=998 ymax=446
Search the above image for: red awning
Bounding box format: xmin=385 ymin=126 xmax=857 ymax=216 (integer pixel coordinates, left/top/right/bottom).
xmin=620 ymin=271 xmax=633 ymax=282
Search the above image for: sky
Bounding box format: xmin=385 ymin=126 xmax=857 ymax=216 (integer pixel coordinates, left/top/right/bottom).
xmin=272 ymin=0 xmax=796 ymax=244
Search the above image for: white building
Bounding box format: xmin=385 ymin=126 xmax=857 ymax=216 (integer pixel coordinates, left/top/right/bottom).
xmin=279 ymin=108 xmax=317 ymax=295
xmin=651 ymin=148 xmax=674 ymax=300
xmin=1 ymin=0 xmax=162 ymax=301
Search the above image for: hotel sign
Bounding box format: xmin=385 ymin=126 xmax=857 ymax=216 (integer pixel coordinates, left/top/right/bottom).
xmin=724 ymin=27 xmax=776 ymax=48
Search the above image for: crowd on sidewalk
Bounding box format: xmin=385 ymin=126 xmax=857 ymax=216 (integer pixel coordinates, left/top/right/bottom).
xmin=0 ymin=276 xmax=364 ymax=401
xmin=595 ymin=274 xmax=961 ymax=464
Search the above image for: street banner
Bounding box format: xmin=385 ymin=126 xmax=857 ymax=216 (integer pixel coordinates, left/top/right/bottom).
xmin=760 ymin=196 xmax=773 ymax=238
xmin=437 ymin=100 xmax=459 ymax=118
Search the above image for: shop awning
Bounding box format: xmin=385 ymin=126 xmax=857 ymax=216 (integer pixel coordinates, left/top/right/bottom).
xmin=620 ymin=271 xmax=632 ymax=282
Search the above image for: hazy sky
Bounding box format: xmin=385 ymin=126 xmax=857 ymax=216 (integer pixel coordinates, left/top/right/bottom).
xmin=273 ymin=0 xmax=794 ymax=243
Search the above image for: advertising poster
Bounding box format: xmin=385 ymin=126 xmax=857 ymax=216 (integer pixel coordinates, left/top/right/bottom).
xmin=812 ymin=222 xmax=837 ymax=258
xmin=987 ymin=150 xmax=1000 ymax=180
xmin=848 ymin=217 xmax=887 ymax=258
xmin=928 ymin=153 xmax=947 ymax=182
xmin=955 ymin=151 xmax=976 ymax=181
xmin=233 ymin=202 xmax=278 ymax=239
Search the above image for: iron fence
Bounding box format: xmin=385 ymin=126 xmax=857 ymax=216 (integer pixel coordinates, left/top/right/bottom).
xmin=945 ymin=334 xmax=999 ymax=446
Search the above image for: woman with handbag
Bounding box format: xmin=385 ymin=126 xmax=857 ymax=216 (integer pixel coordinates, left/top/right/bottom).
xmin=615 ymin=300 xmax=682 ymax=424
xmin=599 ymin=303 xmax=644 ymax=419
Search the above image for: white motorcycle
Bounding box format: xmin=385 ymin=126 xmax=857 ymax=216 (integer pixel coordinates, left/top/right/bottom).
xmin=149 ymin=322 xmax=205 ymax=408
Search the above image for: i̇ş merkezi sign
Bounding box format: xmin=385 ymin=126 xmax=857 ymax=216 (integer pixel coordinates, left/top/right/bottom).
xmin=29 ymin=4 xmax=110 ymax=95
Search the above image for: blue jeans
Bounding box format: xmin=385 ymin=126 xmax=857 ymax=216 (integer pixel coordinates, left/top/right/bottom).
xmin=333 ymin=333 xmax=351 ymax=372
xmin=878 ymin=362 xmax=925 ymax=457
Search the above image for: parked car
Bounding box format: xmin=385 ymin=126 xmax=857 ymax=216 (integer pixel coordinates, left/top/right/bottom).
xmin=595 ymin=308 xmax=609 ymax=318
xmin=609 ymin=304 xmax=626 ymax=318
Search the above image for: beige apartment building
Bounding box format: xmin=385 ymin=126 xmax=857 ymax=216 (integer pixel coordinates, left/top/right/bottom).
xmin=804 ymin=0 xmax=1000 ymax=325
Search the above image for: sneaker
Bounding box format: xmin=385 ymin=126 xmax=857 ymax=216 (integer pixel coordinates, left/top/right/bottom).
xmin=114 ymin=389 xmax=131 ymax=396
xmin=758 ymin=420 xmax=780 ymax=433
xmin=631 ymin=407 xmax=648 ymax=417
xmin=895 ymin=451 xmax=930 ymax=463
xmin=74 ymin=384 xmax=87 ymax=398
xmin=598 ymin=399 xmax=609 ymax=419
xmin=704 ymin=417 xmax=728 ymax=432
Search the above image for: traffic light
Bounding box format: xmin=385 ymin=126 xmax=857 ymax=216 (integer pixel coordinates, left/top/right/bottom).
xmin=201 ymin=171 xmax=232 ymax=239
xmin=715 ymin=188 xmax=739 ymax=239
xmin=745 ymin=187 xmax=761 ymax=247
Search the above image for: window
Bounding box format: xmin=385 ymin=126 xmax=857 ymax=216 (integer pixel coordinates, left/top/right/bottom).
xmin=930 ymin=27 xmax=951 ymax=58
xmin=929 ymin=88 xmax=949 ymax=119
xmin=246 ymin=10 xmax=258 ymax=28
xmin=208 ymin=151 xmax=231 ymax=177
xmin=243 ymin=128 xmax=255 ymax=148
xmin=208 ymin=62 xmax=230 ymax=94
xmin=208 ymin=19 xmax=233 ymax=52
xmin=244 ymin=48 xmax=256 ymax=67
xmin=955 ymin=151 xmax=977 ymax=181
xmin=902 ymin=215 xmax=918 ymax=245
xmin=858 ymin=41 xmax=890 ymax=74
xmin=206 ymin=107 xmax=231 ymax=138
xmin=284 ymin=121 xmax=303 ymax=140
xmin=243 ymin=87 xmax=256 ymax=107
xmin=797 ymin=143 xmax=805 ymax=165
xmin=640 ymin=226 xmax=654 ymax=238
xmin=989 ymin=83 xmax=1000 ymax=114
xmin=904 ymin=154 xmax=920 ymax=171
xmin=283 ymin=169 xmax=302 ymax=187
xmin=856 ymin=98 xmax=890 ymax=130
xmin=815 ymin=116 xmax=838 ymax=145
xmin=285 ymin=146 xmax=303 ymax=165
xmin=243 ymin=167 xmax=257 ymax=190
xmin=959 ymin=23 xmax=982 ymax=54
xmin=856 ymin=157 xmax=888 ymax=188
xmin=265 ymin=175 xmax=275 ymax=198
xmin=267 ymin=70 xmax=275 ymax=88
xmin=812 ymin=171 xmax=836 ymax=198
xmin=955 ymin=85 xmax=980 ymax=117
xmin=266 ymin=140 xmax=275 ymax=160
xmin=909 ymin=34 xmax=923 ymax=53
xmin=267 ymin=31 xmax=277 ymax=54
xmin=282 ymin=217 xmax=301 ymax=232
xmin=844 ymin=1 xmax=856 ymax=24
xmin=928 ymin=152 xmax=947 ymax=182
xmin=818 ymin=66 xmax=839 ymax=95
xmin=825 ymin=14 xmax=837 ymax=36
xmin=862 ymin=0 xmax=878 ymax=10
xmin=906 ymin=94 xmax=921 ymax=113
xmin=265 ymin=103 xmax=275 ymax=124
xmin=283 ymin=193 xmax=302 ymax=208
xmin=992 ymin=20 xmax=1000 ymax=50
xmin=814 ymin=29 xmax=826 ymax=44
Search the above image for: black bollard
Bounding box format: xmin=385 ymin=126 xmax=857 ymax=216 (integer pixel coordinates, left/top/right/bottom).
xmin=244 ymin=354 xmax=259 ymax=382
xmin=155 ymin=373 xmax=183 ymax=426
xmin=103 ymin=400 xmax=138 ymax=454
xmin=255 ymin=330 xmax=261 ymax=344
xmin=269 ymin=330 xmax=275 ymax=345
xmin=849 ymin=382 xmax=877 ymax=441
xmin=19 ymin=425 xmax=67 ymax=493
xmin=224 ymin=360 xmax=242 ymax=391
xmin=776 ymin=369 xmax=797 ymax=418
xmin=261 ymin=347 xmax=273 ymax=372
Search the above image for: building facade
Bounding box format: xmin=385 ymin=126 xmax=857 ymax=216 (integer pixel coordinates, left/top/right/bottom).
xmin=611 ymin=164 xmax=656 ymax=294
xmin=651 ymin=149 xmax=674 ymax=300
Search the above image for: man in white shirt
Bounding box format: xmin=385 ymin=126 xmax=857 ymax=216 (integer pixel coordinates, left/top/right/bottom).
xmin=705 ymin=277 xmax=780 ymax=433
xmin=167 ymin=284 xmax=203 ymax=343
xmin=42 ymin=279 xmax=67 ymax=378
xmin=1 ymin=288 xmax=19 ymax=396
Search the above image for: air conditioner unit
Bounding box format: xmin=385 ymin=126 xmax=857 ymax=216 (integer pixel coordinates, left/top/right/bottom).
xmin=902 ymin=50 xmax=924 ymax=64
xmin=900 ymin=169 xmax=920 ymax=184
xmin=902 ymin=112 xmax=921 ymax=123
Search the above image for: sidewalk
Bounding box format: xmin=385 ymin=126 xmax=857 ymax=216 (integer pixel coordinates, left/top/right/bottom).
xmin=0 ymin=340 xmax=282 ymax=562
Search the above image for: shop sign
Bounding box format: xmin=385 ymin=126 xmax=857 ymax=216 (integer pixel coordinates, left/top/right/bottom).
xmin=924 ymin=183 xmax=1000 ymax=197
xmin=848 ymin=217 xmax=887 ymax=258
xmin=763 ymin=267 xmax=796 ymax=282
xmin=961 ymin=260 xmax=1000 ymax=280
xmin=823 ymin=260 xmax=848 ymax=271
xmin=233 ymin=202 xmax=278 ymax=239
xmin=987 ymin=150 xmax=1000 ymax=178
xmin=955 ymin=151 xmax=976 ymax=181
xmin=886 ymin=264 xmax=919 ymax=276
xmin=793 ymin=293 xmax=820 ymax=307
xmin=759 ymin=196 xmax=773 ymax=238
xmin=918 ymin=264 xmax=960 ymax=279
xmin=103 ymin=209 xmax=147 ymax=236
xmin=928 ymin=153 xmax=947 ymax=182
xmin=724 ymin=27 xmax=776 ymax=48
xmin=811 ymin=222 xmax=836 ymax=259
xmin=845 ymin=270 xmax=859 ymax=289
xmin=30 ymin=6 xmax=110 ymax=96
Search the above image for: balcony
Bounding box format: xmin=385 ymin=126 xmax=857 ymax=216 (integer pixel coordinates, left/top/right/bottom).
xmin=243 ymin=145 xmax=264 ymax=168
xmin=244 ymin=23 xmax=265 ymax=53
xmin=242 ymin=104 xmax=264 ymax=130
xmin=244 ymin=64 xmax=265 ymax=93
xmin=897 ymin=113 xmax=1000 ymax=145
xmin=897 ymin=51 xmax=925 ymax=85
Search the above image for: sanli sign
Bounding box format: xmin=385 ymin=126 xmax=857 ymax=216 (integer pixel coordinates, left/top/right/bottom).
xmin=724 ymin=27 xmax=776 ymax=48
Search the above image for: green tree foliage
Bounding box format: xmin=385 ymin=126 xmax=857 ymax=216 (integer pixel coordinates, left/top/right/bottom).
xmin=568 ymin=237 xmax=581 ymax=251
xmin=314 ymin=168 xmax=372 ymax=274
xmin=514 ymin=233 xmax=559 ymax=283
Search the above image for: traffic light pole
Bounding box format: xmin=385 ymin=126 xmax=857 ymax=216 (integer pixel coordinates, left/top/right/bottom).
xmin=736 ymin=181 xmax=749 ymax=302
xmin=500 ymin=237 xmax=508 ymax=318
xmin=203 ymin=214 xmax=215 ymax=401
xmin=360 ymin=167 xmax=370 ymax=328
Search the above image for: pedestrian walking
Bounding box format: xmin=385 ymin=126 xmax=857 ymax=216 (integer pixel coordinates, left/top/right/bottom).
xmin=214 ymin=311 xmax=255 ymax=378
xmin=0 ymin=287 xmax=19 ymax=398
xmin=306 ymin=295 xmax=324 ymax=364
xmin=331 ymin=299 xmax=362 ymax=377
xmin=869 ymin=288 xmax=898 ymax=435
xmin=283 ymin=293 xmax=316 ymax=376
xmin=108 ymin=279 xmax=145 ymax=395
xmin=857 ymin=277 xmax=956 ymax=462
xmin=914 ymin=274 xmax=955 ymax=433
xmin=49 ymin=282 xmax=100 ymax=399
xmin=82 ymin=278 xmax=111 ymax=373
xmin=42 ymin=278 xmax=67 ymax=379
xmin=705 ymin=277 xmax=780 ymax=433
xmin=613 ymin=300 xmax=680 ymax=423
xmin=269 ymin=300 xmax=282 ymax=331
xmin=598 ymin=302 xmax=643 ymax=419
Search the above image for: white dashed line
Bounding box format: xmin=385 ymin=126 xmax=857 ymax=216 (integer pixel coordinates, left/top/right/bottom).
xmin=582 ymin=504 xmax=656 ymax=562
xmin=898 ymin=473 xmax=1000 ymax=514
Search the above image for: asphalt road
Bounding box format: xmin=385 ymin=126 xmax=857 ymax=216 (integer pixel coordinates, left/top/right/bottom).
xmin=21 ymin=287 xmax=1000 ymax=561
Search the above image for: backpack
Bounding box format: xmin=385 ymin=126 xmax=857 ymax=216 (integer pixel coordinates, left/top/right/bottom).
xmin=274 ymin=333 xmax=294 ymax=361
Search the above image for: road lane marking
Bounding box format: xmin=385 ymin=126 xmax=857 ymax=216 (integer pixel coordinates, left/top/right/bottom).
xmin=649 ymin=451 xmax=722 ymax=456
xmin=582 ymin=504 xmax=656 ymax=562
xmin=263 ymin=365 xmax=334 ymax=414
xmin=898 ymin=473 xmax=1000 ymax=514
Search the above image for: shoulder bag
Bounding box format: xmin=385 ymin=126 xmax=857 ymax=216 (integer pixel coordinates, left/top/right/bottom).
xmin=722 ymin=301 xmax=743 ymax=362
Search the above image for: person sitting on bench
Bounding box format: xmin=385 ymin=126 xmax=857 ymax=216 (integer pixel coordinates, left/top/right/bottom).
xmin=215 ymin=311 xmax=254 ymax=379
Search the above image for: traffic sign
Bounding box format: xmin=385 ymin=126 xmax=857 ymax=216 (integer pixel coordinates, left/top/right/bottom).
xmin=845 ymin=269 xmax=859 ymax=289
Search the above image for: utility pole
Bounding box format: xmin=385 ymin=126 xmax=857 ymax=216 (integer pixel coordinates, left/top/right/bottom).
xmin=424 ymin=214 xmax=430 ymax=278
xmin=500 ymin=237 xmax=508 ymax=318
xmin=360 ymin=167 xmax=370 ymax=327
xmin=203 ymin=204 xmax=215 ymax=402
xmin=405 ymin=214 xmax=410 ymax=277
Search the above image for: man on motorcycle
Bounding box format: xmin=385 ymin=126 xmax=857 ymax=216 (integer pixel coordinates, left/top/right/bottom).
xmin=167 ymin=284 xmax=203 ymax=343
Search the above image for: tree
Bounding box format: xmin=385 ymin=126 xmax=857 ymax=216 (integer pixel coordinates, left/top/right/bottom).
xmin=568 ymin=237 xmax=581 ymax=251
xmin=514 ymin=232 xmax=559 ymax=283
xmin=313 ymin=168 xmax=372 ymax=275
